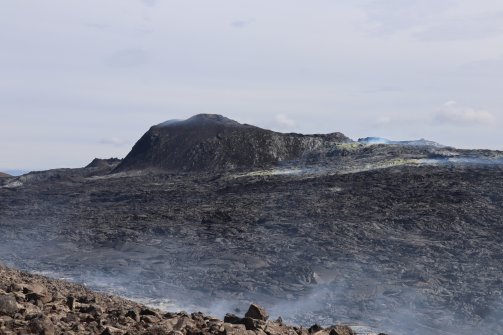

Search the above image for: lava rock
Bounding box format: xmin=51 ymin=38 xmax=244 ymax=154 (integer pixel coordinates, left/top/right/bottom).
xmin=224 ymin=313 xmax=241 ymax=324
xmin=244 ymin=303 xmax=269 ymax=321
xmin=201 ymin=210 xmax=232 ymax=225
xmin=67 ymin=295 xmax=76 ymax=310
xmin=140 ymin=307 xmax=159 ymax=316
xmin=0 ymin=295 xmax=17 ymax=316
xmin=126 ymin=309 xmax=140 ymax=322
xmin=329 ymin=326 xmax=356 ymax=335
xmin=115 ymin=114 xmax=351 ymax=172
xmin=309 ymin=324 xmax=323 ymax=333
xmin=29 ymin=315 xmax=55 ymax=335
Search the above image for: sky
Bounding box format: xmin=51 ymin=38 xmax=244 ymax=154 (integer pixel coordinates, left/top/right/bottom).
xmin=1 ymin=0 xmax=502 ymax=172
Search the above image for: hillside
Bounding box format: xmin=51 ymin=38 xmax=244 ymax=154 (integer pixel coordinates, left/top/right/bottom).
xmin=115 ymin=114 xmax=351 ymax=172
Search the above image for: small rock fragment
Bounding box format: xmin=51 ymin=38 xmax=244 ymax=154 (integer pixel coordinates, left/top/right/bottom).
xmin=308 ymin=324 xmax=323 ymax=333
xmin=67 ymin=296 xmax=76 ymax=310
xmin=0 ymin=295 xmax=18 ymax=316
xmin=29 ymin=315 xmax=55 ymax=335
xmin=328 ymin=325 xmax=355 ymax=335
xmin=140 ymin=307 xmax=158 ymax=316
xmin=224 ymin=313 xmax=241 ymax=324
xmin=126 ymin=309 xmax=140 ymax=322
xmin=244 ymin=303 xmax=269 ymax=321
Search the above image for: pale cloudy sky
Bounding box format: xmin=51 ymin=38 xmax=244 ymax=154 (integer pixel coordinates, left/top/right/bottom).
xmin=1 ymin=0 xmax=502 ymax=172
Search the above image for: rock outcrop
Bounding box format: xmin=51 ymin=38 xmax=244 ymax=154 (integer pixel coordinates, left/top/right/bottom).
xmin=86 ymin=158 xmax=122 ymax=169
xmin=0 ymin=264 xmax=361 ymax=335
xmin=114 ymin=114 xmax=351 ymax=172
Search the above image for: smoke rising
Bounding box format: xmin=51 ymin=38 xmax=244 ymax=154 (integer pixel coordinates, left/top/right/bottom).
xmin=2 ymin=161 xmax=503 ymax=335
xmin=1 ymin=219 xmax=503 ymax=335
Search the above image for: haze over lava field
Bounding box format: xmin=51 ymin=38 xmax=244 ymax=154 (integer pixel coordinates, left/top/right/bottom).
xmin=1 ymin=115 xmax=503 ymax=334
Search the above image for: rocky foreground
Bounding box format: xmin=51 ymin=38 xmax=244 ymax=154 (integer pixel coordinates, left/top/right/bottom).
xmin=0 ymin=264 xmax=363 ymax=335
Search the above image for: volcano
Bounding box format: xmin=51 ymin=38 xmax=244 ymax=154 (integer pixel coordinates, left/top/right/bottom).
xmin=115 ymin=114 xmax=351 ymax=172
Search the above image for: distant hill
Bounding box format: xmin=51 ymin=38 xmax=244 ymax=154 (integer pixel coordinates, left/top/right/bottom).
xmin=86 ymin=158 xmax=122 ymax=169
xmin=115 ymin=114 xmax=351 ymax=172
xmin=0 ymin=172 xmax=12 ymax=178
